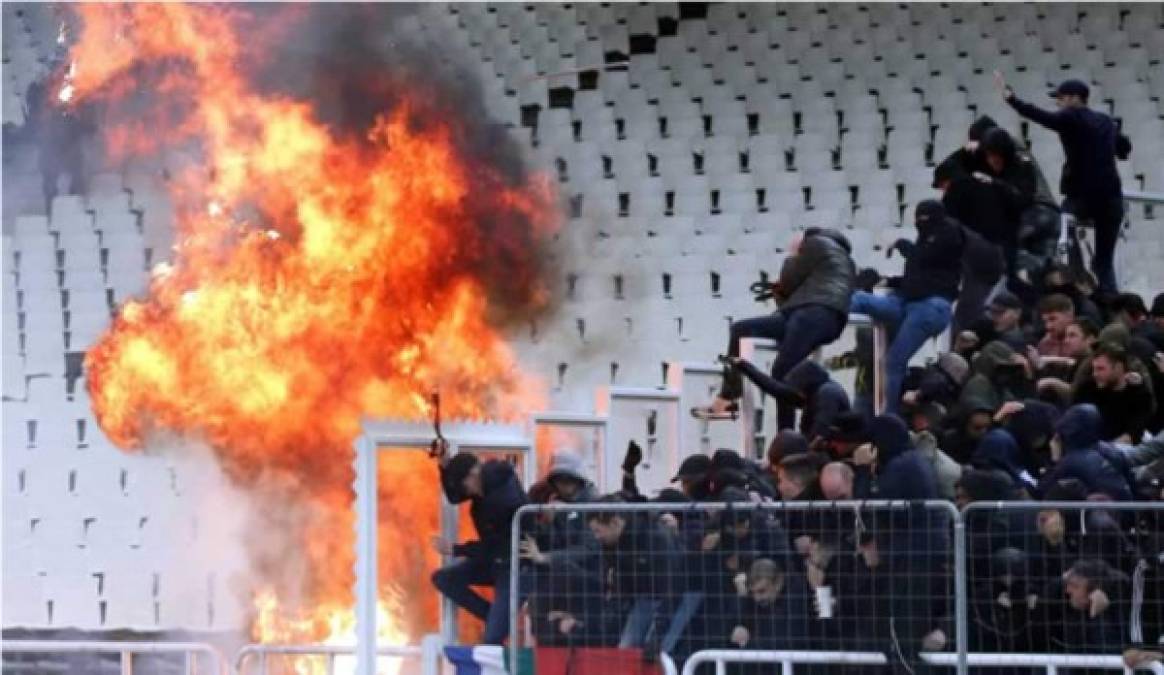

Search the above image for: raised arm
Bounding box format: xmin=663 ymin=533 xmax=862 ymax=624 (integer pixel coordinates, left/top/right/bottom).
xmin=994 ymin=70 xmax=1071 ymax=132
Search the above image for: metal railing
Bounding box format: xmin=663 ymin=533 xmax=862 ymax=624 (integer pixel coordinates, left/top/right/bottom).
xmin=501 ymin=500 xmax=1164 ymax=675
xmin=508 ymin=500 xmax=964 ymax=672
xmin=924 ymin=651 xmax=1164 ymax=675
xmin=681 ymin=649 xmax=889 ymax=675
xmin=0 ymin=640 xmax=229 ymax=675
xmin=682 ymin=650 xmax=1164 ymax=675
xmin=235 ymin=638 xmax=440 ymax=675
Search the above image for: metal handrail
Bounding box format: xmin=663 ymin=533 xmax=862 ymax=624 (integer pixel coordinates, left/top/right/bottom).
xmin=235 ymin=642 xmax=429 ymax=675
xmin=1125 ymin=190 xmax=1164 ymax=206
xmin=923 ymin=651 xmax=1164 ymax=675
xmin=0 ymin=640 xmax=229 ymax=675
xmin=681 ymin=649 xmax=888 ymax=675
xmin=681 ymin=650 xmax=1164 ymax=675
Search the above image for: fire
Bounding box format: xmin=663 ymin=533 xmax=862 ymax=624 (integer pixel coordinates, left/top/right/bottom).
xmin=64 ymin=2 xmax=556 ymax=661
xmin=253 ymin=589 xmax=409 ymax=675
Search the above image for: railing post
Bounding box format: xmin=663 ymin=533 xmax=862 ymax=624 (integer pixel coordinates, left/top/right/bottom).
xmin=954 ymin=510 xmax=968 ymax=675
xmin=781 ymin=659 xmax=795 ymax=675
xmin=509 ymin=505 xmax=530 ymax=675
xmin=872 ymin=322 xmax=887 ymax=414
xmin=121 ymin=650 xmax=133 ymax=675
xmin=353 ymin=434 xmax=379 ymax=675
xmin=420 ymin=634 xmax=443 ymax=675
xmin=258 ymin=651 xmax=267 ymax=675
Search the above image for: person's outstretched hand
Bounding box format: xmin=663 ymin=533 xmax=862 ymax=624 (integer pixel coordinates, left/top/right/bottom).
xmin=622 ymin=440 xmax=643 ymax=473
xmin=993 ymin=70 xmax=1013 ymax=99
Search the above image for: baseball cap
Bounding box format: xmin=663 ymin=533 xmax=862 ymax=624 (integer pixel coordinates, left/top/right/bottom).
xmin=1049 ymin=79 xmax=1089 ymax=100
xmin=671 ymin=454 xmax=711 ymax=482
xmin=989 ymin=291 xmax=1023 ymax=311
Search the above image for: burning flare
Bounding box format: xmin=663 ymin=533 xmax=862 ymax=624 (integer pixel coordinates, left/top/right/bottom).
xmin=65 ymin=2 xmax=555 ymax=658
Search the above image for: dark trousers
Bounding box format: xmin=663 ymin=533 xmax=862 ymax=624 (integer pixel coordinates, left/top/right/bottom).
xmin=1064 ymin=196 xmax=1124 ymax=294
xmin=953 ymin=238 xmax=1006 ymax=343
xmin=719 ymin=304 xmax=846 ymax=400
xmin=432 ymin=557 xmax=517 ymax=645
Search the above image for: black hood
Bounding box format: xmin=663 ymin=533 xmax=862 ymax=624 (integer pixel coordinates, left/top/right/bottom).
xmin=785 ymin=360 xmax=830 ymax=398
xmin=958 ymin=468 xmax=1015 ymax=501
xmin=967 ymin=115 xmax=998 ymax=142
xmin=870 ymin=414 xmax=912 ymax=465
xmin=1004 ymin=399 xmax=1059 ymax=453
xmin=1055 ymin=404 xmax=1103 ymax=452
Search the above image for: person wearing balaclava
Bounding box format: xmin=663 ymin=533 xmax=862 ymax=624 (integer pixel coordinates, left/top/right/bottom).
xmin=850 ymin=201 xmax=964 ymax=415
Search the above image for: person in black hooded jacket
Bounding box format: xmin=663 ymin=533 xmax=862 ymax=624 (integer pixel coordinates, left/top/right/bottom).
xmin=851 ymin=201 xmax=964 ymax=416
xmin=1037 ymin=404 xmax=1135 ymax=501
xmin=728 ymin=358 xmax=851 ymax=441
xmin=858 ymin=414 xmax=951 ymax=671
xmin=976 ymin=127 xmax=1037 ymax=280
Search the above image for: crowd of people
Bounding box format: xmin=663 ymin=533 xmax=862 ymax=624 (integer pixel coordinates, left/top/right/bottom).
xmin=425 ymin=77 xmax=1162 ymax=671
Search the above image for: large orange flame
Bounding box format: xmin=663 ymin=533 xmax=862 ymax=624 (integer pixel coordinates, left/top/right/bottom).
xmin=66 ymin=3 xmax=556 ymax=658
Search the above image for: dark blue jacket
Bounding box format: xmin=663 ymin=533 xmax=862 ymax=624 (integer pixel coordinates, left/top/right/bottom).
xmin=784 ymin=360 xmax=852 ymax=440
xmin=442 ymin=459 xmax=529 ymax=563
xmin=972 ymin=429 xmax=1037 ymax=492
xmin=871 ymin=414 xmax=940 ymax=501
xmin=1038 ymin=404 xmax=1134 ymax=501
xmin=1003 ymin=399 xmax=1060 ymax=475
xmin=1006 ymin=96 xmax=1126 ymax=208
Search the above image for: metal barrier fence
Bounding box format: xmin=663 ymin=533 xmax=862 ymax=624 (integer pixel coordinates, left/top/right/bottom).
xmin=962 ymin=502 xmax=1164 ymax=661
xmin=502 ymin=500 xmax=1164 ymax=675
xmin=234 ymin=638 xmax=440 ymax=675
xmin=0 ymin=640 xmax=229 ymax=675
xmin=507 ymin=500 xmax=964 ymax=672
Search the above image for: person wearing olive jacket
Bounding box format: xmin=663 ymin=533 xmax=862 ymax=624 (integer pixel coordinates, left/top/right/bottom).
xmin=694 ymin=227 xmax=855 ymax=419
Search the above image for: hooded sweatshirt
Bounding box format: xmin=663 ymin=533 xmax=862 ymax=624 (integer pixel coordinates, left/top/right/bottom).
xmin=1037 ymin=404 xmax=1134 ymax=501
xmin=783 ymin=360 xmax=851 ymax=439
xmin=959 ymin=341 xmax=1028 ymax=414
xmin=871 ymin=414 xmax=940 ymax=501
xmin=972 ymin=429 xmax=1038 ymax=491
xmin=1004 ymin=399 xmax=1060 ymax=474
xmin=895 ymin=200 xmax=965 ymax=301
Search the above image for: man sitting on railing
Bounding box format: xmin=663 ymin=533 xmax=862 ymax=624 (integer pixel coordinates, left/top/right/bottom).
xmin=692 ymin=228 xmax=856 ymax=420
xmin=431 ymin=444 xmax=529 ymax=645
xmin=850 ymin=201 xmax=966 ymax=416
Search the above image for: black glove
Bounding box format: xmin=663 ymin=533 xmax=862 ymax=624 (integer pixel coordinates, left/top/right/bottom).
xmin=856 ymin=267 xmax=882 ymax=292
xmin=886 ymin=238 xmax=915 ymax=259
xmin=622 ymin=440 xmax=643 ymax=473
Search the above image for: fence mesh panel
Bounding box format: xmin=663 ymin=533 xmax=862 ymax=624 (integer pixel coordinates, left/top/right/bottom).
xmin=963 ymin=502 xmax=1164 ymax=664
xmin=512 ymin=501 xmax=958 ymax=671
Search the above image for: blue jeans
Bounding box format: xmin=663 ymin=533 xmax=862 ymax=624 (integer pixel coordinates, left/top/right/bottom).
xmin=719 ymin=304 xmax=847 ymax=400
xmin=849 ymin=292 xmax=952 ymax=415
xmin=432 ymin=557 xmax=521 ymax=645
